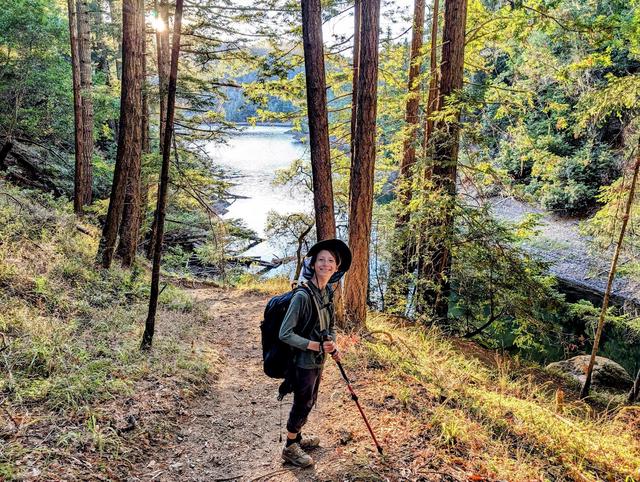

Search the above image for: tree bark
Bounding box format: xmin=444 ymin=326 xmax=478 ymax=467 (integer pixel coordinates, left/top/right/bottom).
xmin=116 ymin=0 xmax=146 ymax=267
xmin=385 ymin=0 xmax=426 ymax=313
xmin=76 ymin=0 xmax=94 ymax=206
xmin=156 ymin=0 xmax=170 ymax=151
xmin=141 ymin=0 xmax=184 ymax=350
xmin=98 ymin=0 xmax=144 ymax=268
xmin=581 ymin=152 xmax=640 ymax=398
xmin=69 ymin=0 xmax=92 ymax=214
xmin=301 ymin=0 xmax=336 ymax=241
xmin=350 ymin=0 xmax=362 ymax=166
xmin=415 ymin=0 xmax=467 ymax=321
xmin=343 ymin=0 xmax=381 ymax=329
xmin=424 ymin=0 xmax=441 ymax=152
xmin=629 ymin=367 xmax=640 ymax=404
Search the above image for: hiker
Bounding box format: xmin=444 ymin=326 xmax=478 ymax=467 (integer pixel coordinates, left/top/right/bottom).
xmin=278 ymin=238 xmax=351 ymax=468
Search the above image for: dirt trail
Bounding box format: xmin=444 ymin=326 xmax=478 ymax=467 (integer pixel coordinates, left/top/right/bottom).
xmin=133 ymin=287 xmax=378 ymax=482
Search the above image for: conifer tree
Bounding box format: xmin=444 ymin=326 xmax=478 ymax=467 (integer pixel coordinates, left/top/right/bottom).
xmin=344 ymin=0 xmax=381 ymax=329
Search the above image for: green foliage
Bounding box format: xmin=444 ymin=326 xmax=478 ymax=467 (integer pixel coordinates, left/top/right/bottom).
xmin=0 ymin=0 xmax=73 ymax=141
xmin=464 ymin=0 xmax=639 ymax=214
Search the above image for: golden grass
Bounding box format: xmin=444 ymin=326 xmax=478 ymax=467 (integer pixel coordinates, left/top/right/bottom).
xmin=345 ymin=313 xmax=640 ymax=481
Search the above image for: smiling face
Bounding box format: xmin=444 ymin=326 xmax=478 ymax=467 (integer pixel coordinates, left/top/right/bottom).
xmin=311 ymin=249 xmax=339 ymax=283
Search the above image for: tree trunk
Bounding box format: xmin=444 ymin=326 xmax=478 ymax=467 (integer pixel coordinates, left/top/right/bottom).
xmin=98 ymin=0 xmax=144 ymax=269
xmin=350 ymin=0 xmax=362 ymax=166
xmin=76 ymin=0 xmax=94 ymax=207
xmin=156 ymin=0 xmax=170 ymax=151
xmin=343 ymin=0 xmax=381 ymax=329
xmin=301 ymin=0 xmax=336 ymax=241
xmin=629 ymin=367 xmax=640 ymax=404
xmin=424 ymin=0 xmax=441 ymax=152
xmin=146 ymin=0 xmax=171 ymax=260
xmin=581 ymin=152 xmax=640 ymax=399
xmin=68 ymin=0 xmax=92 ymax=214
xmin=385 ymin=0 xmax=426 ymax=313
xmin=141 ymin=0 xmax=184 ymax=350
xmin=415 ymin=0 xmax=467 ymax=321
xmin=116 ymin=0 xmax=146 ymax=267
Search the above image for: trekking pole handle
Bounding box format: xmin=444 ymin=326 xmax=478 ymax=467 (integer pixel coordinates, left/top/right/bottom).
xmin=321 ymin=331 xmax=338 ymax=356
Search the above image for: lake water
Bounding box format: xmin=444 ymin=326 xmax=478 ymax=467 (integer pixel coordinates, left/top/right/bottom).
xmin=204 ymin=125 xmax=313 ymax=264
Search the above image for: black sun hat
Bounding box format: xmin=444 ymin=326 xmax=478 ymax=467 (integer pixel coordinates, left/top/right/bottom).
xmin=301 ymin=238 xmax=352 ymax=283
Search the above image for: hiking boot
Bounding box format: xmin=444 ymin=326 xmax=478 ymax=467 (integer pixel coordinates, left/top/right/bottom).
xmin=300 ymin=434 xmax=320 ymax=450
xmin=282 ymin=443 xmax=314 ymax=467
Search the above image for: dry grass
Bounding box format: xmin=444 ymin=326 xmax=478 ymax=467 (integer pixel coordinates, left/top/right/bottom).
xmin=337 ymin=312 xmax=640 ymax=481
xmin=0 ymin=185 xmax=221 ymax=480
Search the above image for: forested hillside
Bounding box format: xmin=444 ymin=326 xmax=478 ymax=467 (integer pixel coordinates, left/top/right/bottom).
xmin=1 ymin=0 xmax=639 ymax=480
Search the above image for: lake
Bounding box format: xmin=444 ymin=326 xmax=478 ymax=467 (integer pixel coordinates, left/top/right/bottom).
xmin=204 ymin=125 xmax=313 ymax=267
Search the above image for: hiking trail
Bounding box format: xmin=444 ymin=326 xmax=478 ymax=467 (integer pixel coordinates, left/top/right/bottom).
xmin=131 ymin=287 xmax=390 ymax=482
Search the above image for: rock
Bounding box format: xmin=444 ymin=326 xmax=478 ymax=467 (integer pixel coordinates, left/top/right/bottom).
xmin=547 ymin=355 xmax=633 ymax=391
xmin=338 ymin=428 xmax=353 ymax=445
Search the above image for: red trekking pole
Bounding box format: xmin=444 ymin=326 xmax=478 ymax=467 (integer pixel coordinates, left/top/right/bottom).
xmin=323 ymin=332 xmax=383 ymax=454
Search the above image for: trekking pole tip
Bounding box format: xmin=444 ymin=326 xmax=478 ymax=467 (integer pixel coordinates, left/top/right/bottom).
xmin=377 ymin=446 xmax=383 ymax=455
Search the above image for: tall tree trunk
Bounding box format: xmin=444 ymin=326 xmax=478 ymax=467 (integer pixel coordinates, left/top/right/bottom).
xmin=415 ymin=0 xmax=467 ymax=321
xmin=424 ymin=0 xmax=441 ymax=152
xmin=146 ymin=0 xmax=171 ymax=260
xmin=98 ymin=0 xmax=144 ymax=268
xmin=581 ymin=153 xmax=640 ymax=399
xmin=116 ymin=0 xmax=146 ymax=267
xmin=76 ymin=0 xmax=94 ymax=203
xmin=301 ymin=0 xmax=336 ymax=241
xmin=71 ymin=0 xmax=94 ymax=212
xmin=350 ymin=0 xmax=362 ymax=165
xmin=343 ymin=0 xmax=381 ymax=329
xmin=141 ymin=0 xmax=184 ymax=350
xmin=385 ymin=0 xmax=426 ymax=313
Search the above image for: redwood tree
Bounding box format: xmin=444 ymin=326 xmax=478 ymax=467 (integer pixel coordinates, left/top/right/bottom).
xmin=98 ymin=0 xmax=144 ymax=268
xmin=68 ymin=0 xmax=93 ymax=214
xmin=116 ymin=0 xmax=146 ymax=267
xmin=350 ymin=0 xmax=362 ymax=166
xmin=343 ymin=0 xmax=381 ymax=329
xmin=301 ymin=0 xmax=336 ymax=241
xmin=386 ymin=0 xmax=427 ymax=312
xmin=416 ymin=0 xmax=468 ymax=321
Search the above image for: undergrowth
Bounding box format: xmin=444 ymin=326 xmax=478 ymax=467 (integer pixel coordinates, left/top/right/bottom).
xmin=0 ymin=184 xmax=220 ymax=480
xmin=343 ymin=313 xmax=640 ymax=481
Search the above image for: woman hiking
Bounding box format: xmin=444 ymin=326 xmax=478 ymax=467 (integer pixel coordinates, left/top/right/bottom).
xmin=278 ymin=238 xmax=352 ymax=468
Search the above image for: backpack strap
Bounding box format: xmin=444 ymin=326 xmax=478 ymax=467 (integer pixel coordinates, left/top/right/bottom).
xmin=292 ymin=285 xmax=319 ymax=339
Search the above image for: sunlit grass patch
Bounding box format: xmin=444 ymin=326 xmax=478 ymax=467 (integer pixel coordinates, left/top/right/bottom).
xmin=347 ymin=312 xmax=640 ymax=480
xmin=234 ymin=273 xmax=292 ymax=295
